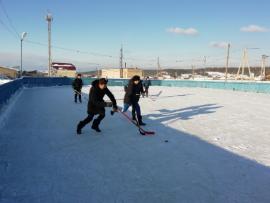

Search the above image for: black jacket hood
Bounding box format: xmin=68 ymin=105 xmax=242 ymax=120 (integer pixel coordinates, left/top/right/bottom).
xmin=91 ymin=79 xmax=99 ymax=88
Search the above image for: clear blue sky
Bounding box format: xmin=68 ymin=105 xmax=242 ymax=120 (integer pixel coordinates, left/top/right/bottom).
xmin=0 ymin=0 xmax=270 ymax=71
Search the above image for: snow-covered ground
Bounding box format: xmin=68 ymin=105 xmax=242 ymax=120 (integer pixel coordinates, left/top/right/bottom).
xmin=0 ymin=79 xmax=12 ymax=85
xmin=1 ymin=85 xmax=270 ymax=203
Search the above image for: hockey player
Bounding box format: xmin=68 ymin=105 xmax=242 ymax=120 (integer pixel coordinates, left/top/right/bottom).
xmin=123 ymin=75 xmax=146 ymax=126
xmin=76 ymin=78 xmax=118 ymax=134
xmin=72 ymin=74 xmax=83 ymax=103
xmin=143 ymin=76 xmax=152 ymax=97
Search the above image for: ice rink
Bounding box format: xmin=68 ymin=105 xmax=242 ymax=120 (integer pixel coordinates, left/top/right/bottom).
xmin=1 ymin=85 xmax=270 ymax=203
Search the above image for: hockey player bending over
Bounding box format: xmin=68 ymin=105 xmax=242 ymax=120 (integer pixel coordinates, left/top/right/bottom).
xmin=77 ymin=78 xmax=118 ymax=134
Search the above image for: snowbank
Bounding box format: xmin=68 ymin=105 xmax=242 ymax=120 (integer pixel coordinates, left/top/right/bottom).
xmin=0 ymin=79 xmax=12 ymax=85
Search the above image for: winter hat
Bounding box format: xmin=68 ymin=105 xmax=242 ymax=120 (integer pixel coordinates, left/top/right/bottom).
xmin=132 ymin=75 xmax=141 ymax=81
xmin=99 ymin=78 xmax=108 ymax=85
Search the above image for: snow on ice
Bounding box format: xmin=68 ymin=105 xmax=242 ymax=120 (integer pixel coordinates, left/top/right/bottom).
xmin=0 ymin=79 xmax=12 ymax=85
xmin=1 ymin=85 xmax=270 ymax=202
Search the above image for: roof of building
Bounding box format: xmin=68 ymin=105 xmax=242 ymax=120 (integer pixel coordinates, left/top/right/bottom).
xmin=0 ymin=66 xmax=19 ymax=72
xmin=52 ymin=62 xmax=76 ymax=71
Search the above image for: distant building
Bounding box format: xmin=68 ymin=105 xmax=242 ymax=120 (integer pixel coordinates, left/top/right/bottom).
xmin=23 ymin=70 xmax=47 ymax=77
xmin=52 ymin=62 xmax=77 ymax=77
xmin=0 ymin=66 xmax=18 ymax=79
xmin=101 ymin=68 xmax=144 ymax=79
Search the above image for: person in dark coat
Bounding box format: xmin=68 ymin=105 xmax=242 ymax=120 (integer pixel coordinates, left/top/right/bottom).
xmin=77 ymin=78 xmax=118 ymax=134
xmin=143 ymin=77 xmax=151 ymax=97
xmin=124 ymin=84 xmax=136 ymax=121
xmin=72 ymin=74 xmax=83 ymax=103
xmin=123 ymin=75 xmax=146 ymax=126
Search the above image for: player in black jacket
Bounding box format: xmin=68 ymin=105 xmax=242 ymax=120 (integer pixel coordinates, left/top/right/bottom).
xmin=143 ymin=77 xmax=152 ymax=97
xmin=77 ymin=78 xmax=118 ymax=134
xmin=72 ymin=74 xmax=83 ymax=103
xmin=123 ymin=75 xmax=146 ymax=126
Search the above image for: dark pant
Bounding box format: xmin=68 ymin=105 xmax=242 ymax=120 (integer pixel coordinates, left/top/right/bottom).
xmin=80 ymin=112 xmax=105 ymax=129
xmin=132 ymin=107 xmax=136 ymax=119
xmin=123 ymin=103 xmax=141 ymax=117
xmin=145 ymin=87 xmax=149 ymax=97
xmin=74 ymin=90 xmax=82 ymax=103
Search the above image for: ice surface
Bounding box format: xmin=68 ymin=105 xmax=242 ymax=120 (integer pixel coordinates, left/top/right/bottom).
xmin=1 ymin=86 xmax=270 ymax=203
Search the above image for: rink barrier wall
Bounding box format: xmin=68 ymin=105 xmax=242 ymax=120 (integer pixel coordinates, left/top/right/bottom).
xmin=0 ymin=79 xmax=23 ymax=111
xmin=0 ymin=77 xmax=73 ymax=112
xmin=22 ymin=77 xmax=72 ymax=87
xmin=1 ymin=77 xmax=270 ymax=112
xmin=82 ymin=78 xmax=270 ymax=94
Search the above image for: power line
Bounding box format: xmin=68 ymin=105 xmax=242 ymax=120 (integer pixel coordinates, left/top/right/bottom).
xmin=0 ymin=0 xmax=20 ymax=38
xmin=0 ymin=17 xmax=18 ymax=39
xmin=25 ymin=39 xmax=116 ymax=58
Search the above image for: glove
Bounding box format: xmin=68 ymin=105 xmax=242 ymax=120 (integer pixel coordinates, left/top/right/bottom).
xmin=105 ymin=102 xmax=113 ymax=107
xmin=112 ymin=106 xmax=118 ymax=112
xmin=110 ymin=106 xmax=119 ymax=116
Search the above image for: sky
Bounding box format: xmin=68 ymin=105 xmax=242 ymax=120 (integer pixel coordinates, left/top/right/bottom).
xmin=0 ymin=0 xmax=270 ymax=71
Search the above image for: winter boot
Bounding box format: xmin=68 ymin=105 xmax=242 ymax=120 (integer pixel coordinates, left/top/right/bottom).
xmin=91 ymin=119 xmax=101 ymax=132
xmin=137 ymin=115 xmax=146 ymax=126
xmin=77 ymin=121 xmax=84 ymax=134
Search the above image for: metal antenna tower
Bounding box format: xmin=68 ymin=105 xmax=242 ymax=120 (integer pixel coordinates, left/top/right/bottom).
xmin=237 ymin=48 xmax=251 ymax=80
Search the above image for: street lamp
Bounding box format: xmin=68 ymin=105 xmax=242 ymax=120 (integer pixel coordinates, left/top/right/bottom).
xmin=20 ymin=32 xmax=27 ymax=77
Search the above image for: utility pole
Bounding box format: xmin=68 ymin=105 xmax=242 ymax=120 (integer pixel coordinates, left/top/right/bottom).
xmin=203 ymin=56 xmax=207 ymax=78
xmin=225 ymin=43 xmax=231 ymax=81
xmin=20 ymin=38 xmax=22 ymax=77
xmin=192 ymin=64 xmax=195 ymax=80
xmin=20 ymin=32 xmax=27 ymax=78
xmin=120 ymin=44 xmax=123 ymax=78
xmin=261 ymin=55 xmax=269 ymax=80
xmin=46 ymin=12 xmax=53 ymax=77
xmin=237 ymin=48 xmax=252 ymax=80
xmin=157 ymin=57 xmax=160 ymax=78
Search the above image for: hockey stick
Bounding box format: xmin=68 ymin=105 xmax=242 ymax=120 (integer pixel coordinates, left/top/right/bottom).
xmin=73 ymin=89 xmax=89 ymax=102
xmin=112 ymin=109 xmax=155 ymax=136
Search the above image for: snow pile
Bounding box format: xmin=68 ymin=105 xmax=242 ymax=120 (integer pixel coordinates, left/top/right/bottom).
xmin=0 ymin=79 xmax=12 ymax=85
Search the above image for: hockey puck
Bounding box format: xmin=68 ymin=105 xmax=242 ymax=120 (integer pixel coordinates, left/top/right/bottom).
xmin=164 ymin=140 xmax=169 ymax=143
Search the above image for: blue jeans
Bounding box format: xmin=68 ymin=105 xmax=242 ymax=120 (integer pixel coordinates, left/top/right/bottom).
xmin=123 ymin=103 xmax=141 ymax=117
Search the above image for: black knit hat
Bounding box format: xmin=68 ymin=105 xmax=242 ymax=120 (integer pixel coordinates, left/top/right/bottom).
xmin=99 ymin=78 xmax=108 ymax=85
xmin=132 ymin=75 xmax=141 ymax=81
